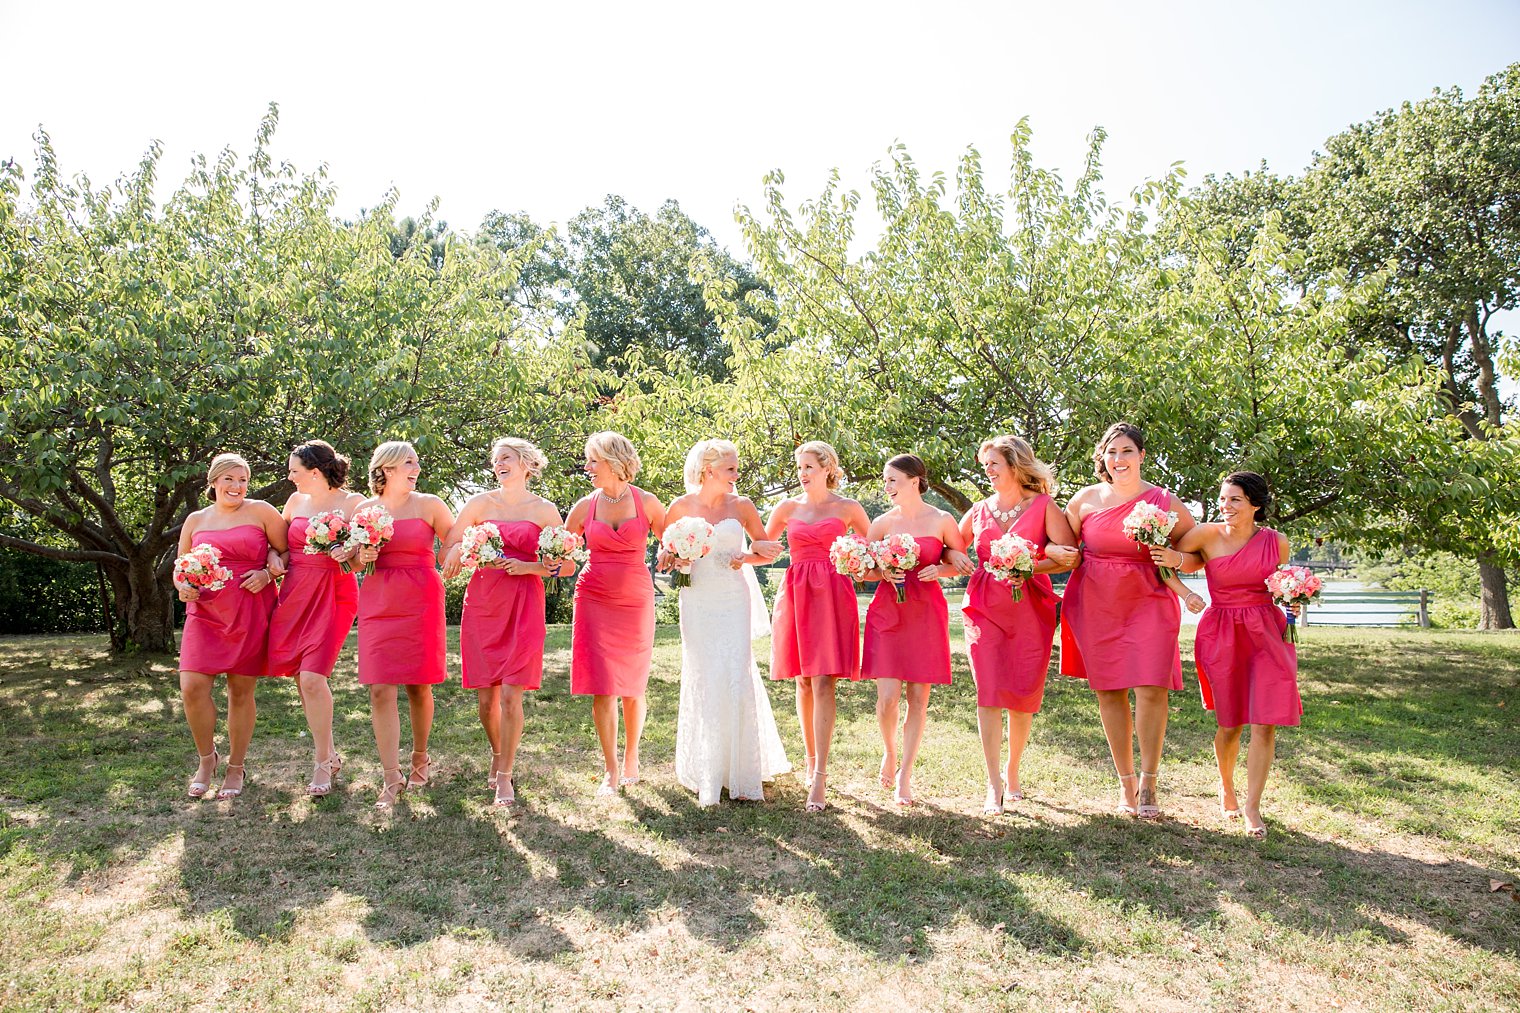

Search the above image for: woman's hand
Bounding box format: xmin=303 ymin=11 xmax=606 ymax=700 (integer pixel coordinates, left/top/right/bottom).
xmin=945 ymin=549 xmax=975 ymax=576
xmin=750 ymin=539 xmax=783 ymax=561
xmin=1045 ymin=544 xmax=1080 ymax=569
xmin=358 ymin=546 xmax=379 ymax=567
xmin=654 ymin=548 xmax=674 ymax=573
xmin=499 ymin=558 xmax=538 ymax=576
xmin=548 ymin=559 xmax=576 ymax=578
xmin=914 ymin=563 xmax=940 ymax=582
xmin=175 ymin=581 xmax=200 ymax=603
xmin=1149 ymin=545 xmax=1185 ymax=570
xmin=882 ymin=568 xmax=905 ymax=587
xmin=266 ymin=552 xmax=287 ymax=579
xmin=332 ymin=544 xmax=360 ymax=564
xmin=440 ymin=547 xmax=463 ymax=580
xmin=1287 ymin=602 xmax=1301 ymax=617
xmin=240 ymin=568 xmax=275 ymax=594
xmin=1184 ymin=591 xmax=1206 ymax=614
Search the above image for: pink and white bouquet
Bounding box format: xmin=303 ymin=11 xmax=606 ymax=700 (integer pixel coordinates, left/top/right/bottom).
xmin=458 ymin=521 xmax=506 ymax=570
xmin=662 ymin=516 xmax=717 ymax=588
xmin=1122 ymin=500 xmax=1180 ymax=578
xmin=174 ymin=543 xmax=234 ymax=595
xmin=345 ymin=504 xmax=396 ymax=577
xmin=303 ymin=510 xmax=353 ymax=571
xmin=537 ymin=525 xmax=586 ymax=592
xmin=1265 ymin=565 xmax=1322 ymax=643
xmin=829 ymin=533 xmax=877 ymax=584
xmin=984 ymin=532 xmax=1038 ymax=602
xmin=872 ymin=532 xmax=922 ymax=603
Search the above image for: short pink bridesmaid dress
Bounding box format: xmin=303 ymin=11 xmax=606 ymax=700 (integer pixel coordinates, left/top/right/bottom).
xmin=1193 ymin=528 xmax=1302 ymax=727
xmin=770 ymin=516 xmax=861 ymax=681
xmin=862 ymin=535 xmax=951 ymax=684
xmin=357 ymin=518 xmax=446 ymax=686
xmin=268 ymin=516 xmax=359 ymax=678
xmin=1060 ymin=487 xmax=1183 ymax=691
xmin=961 ymin=496 xmax=1060 ymax=712
xmin=571 ymin=491 xmax=655 ymax=697
xmin=461 ymin=520 xmax=546 ymax=690
xmin=178 ymin=525 xmax=277 ymax=677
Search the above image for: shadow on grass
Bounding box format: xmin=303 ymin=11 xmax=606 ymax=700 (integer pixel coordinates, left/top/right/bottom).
xmin=0 ymin=630 xmax=1517 ymax=967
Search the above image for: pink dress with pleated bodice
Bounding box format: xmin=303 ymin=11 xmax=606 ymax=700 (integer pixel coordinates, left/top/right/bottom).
xmin=770 ymin=516 xmax=862 ymax=681
xmin=1193 ymin=528 xmax=1302 ymax=727
xmin=461 ymin=520 xmax=546 ymax=690
xmin=961 ymin=496 xmax=1060 ymax=712
xmin=178 ymin=524 xmax=277 ymax=677
xmin=571 ymin=491 xmax=655 ymax=697
xmin=862 ymin=535 xmax=951 ymax=685
xmin=357 ymin=518 xmax=446 ymax=686
xmin=1060 ymin=487 xmax=1183 ymax=691
xmin=268 ymin=517 xmax=359 ymax=678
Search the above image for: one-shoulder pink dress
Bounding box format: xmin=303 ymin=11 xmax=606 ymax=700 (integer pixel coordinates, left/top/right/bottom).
xmin=1194 ymin=528 xmax=1302 ymax=727
xmin=1060 ymin=487 xmax=1183 ymax=691
xmin=178 ymin=524 xmax=277 ymax=677
xmin=862 ymin=535 xmax=951 ymax=684
xmin=461 ymin=520 xmax=546 ymax=690
xmin=571 ymin=491 xmax=655 ymax=697
xmin=961 ymin=497 xmax=1060 ymax=712
xmin=268 ymin=517 xmax=359 ymax=678
xmin=357 ymin=518 xmax=446 ymax=686
xmin=770 ymin=516 xmax=861 ymax=681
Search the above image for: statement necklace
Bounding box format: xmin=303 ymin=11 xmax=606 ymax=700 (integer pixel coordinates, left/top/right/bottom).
xmin=598 ymin=486 xmax=630 ymax=506
xmin=988 ymin=494 xmax=1030 ymax=529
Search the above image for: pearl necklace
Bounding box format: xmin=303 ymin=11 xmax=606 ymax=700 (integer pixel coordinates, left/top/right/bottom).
xmin=988 ymin=494 xmax=1030 ymax=529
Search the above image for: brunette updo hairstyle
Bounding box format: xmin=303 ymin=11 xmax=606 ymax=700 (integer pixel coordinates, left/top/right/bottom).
xmin=1223 ymin=471 xmax=1272 ymax=521
xmin=292 ymin=439 xmax=350 ymax=490
xmin=1092 ymin=422 xmax=1146 ymax=482
xmin=885 ymin=453 xmax=929 ymax=493
xmin=204 ymin=453 xmax=250 ymax=502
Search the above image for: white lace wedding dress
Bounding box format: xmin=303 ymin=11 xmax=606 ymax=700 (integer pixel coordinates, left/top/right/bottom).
xmin=675 ymin=518 xmax=791 ymax=806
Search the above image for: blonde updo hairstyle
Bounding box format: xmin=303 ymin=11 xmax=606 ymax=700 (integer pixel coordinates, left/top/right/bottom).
xmin=204 ymin=452 xmax=252 ymax=502
xmin=491 ymin=437 xmax=548 ymax=480
xmin=683 ymin=438 xmax=738 ymax=494
xmin=368 ymin=440 xmax=418 ymax=495
xmin=585 ymin=431 xmax=640 ymax=482
xmin=794 ymin=440 xmax=843 ymax=489
xmin=979 ymin=435 xmax=1055 ymax=495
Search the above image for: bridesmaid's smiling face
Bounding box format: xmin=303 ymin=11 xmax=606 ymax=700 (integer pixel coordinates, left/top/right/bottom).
xmin=287 ymin=454 xmax=323 ymax=493
xmin=978 ymin=447 xmax=1014 ymax=490
xmin=1102 ymin=436 xmax=1144 ymax=483
xmin=795 ymin=452 xmax=825 ymax=491
xmin=493 ymin=446 xmax=526 ymax=488
xmin=212 ymin=466 xmax=249 ymax=506
xmin=881 ymin=464 xmax=916 ymax=505
xmin=1217 ymin=482 xmax=1253 ymax=525
xmin=384 ymin=451 xmax=421 ymax=492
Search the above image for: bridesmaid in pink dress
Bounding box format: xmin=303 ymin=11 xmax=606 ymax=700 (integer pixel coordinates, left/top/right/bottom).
xmin=957 ymin=436 xmax=1079 ymax=815
xmin=175 ymin=453 xmax=287 ymax=801
xmin=1178 ymin=472 xmax=1302 ymax=839
xmin=564 ymin=432 xmax=666 ymax=797
xmin=354 ymin=441 xmax=453 ymax=809
xmin=1061 ymin=423 xmax=1204 ymax=819
xmin=267 ymin=439 xmax=363 ymax=796
xmin=765 ymin=440 xmax=872 ymax=812
xmin=441 ymin=437 xmax=568 ymax=807
xmin=862 ymin=454 xmax=975 ymax=807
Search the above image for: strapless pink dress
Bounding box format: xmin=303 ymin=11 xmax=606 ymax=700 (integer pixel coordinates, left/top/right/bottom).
xmin=357 ymin=518 xmax=446 ymax=686
xmin=1194 ymin=528 xmax=1302 ymax=727
xmin=1060 ymin=487 xmax=1183 ymax=691
xmin=461 ymin=520 xmax=546 ymax=690
xmin=770 ymin=516 xmax=861 ymax=680
xmin=178 ymin=524 xmax=276 ymax=677
xmin=268 ymin=517 xmax=359 ymax=678
xmin=961 ymin=497 xmax=1060 ymax=712
xmin=862 ymin=535 xmax=951 ymax=684
xmin=571 ymin=490 xmax=655 ymax=697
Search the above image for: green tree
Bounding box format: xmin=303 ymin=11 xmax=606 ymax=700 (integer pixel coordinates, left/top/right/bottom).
xmin=0 ymin=106 xmax=571 ymax=651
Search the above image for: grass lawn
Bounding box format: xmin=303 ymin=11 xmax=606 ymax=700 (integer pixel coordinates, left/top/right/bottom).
xmin=0 ymin=624 xmax=1516 ymax=1011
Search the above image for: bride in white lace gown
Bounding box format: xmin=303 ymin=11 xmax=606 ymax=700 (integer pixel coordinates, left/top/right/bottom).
xmin=664 ymin=441 xmax=791 ymax=806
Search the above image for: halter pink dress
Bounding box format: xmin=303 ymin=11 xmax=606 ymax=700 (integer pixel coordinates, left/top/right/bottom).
xmin=961 ymin=496 xmax=1060 ymax=712
xmin=571 ymin=491 xmax=655 ymax=697
xmin=178 ymin=524 xmax=277 ymax=677
xmin=1060 ymin=487 xmax=1183 ymax=691
xmin=862 ymin=535 xmax=951 ymax=684
xmin=1194 ymin=528 xmax=1302 ymax=727
xmin=770 ymin=516 xmax=861 ymax=681
xmin=357 ymin=518 xmax=446 ymax=686
xmin=461 ymin=520 xmax=546 ymax=690
xmin=268 ymin=517 xmax=359 ymax=678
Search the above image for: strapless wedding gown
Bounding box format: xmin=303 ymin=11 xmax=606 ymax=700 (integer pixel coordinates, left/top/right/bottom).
xmin=674 ymin=518 xmax=791 ymax=805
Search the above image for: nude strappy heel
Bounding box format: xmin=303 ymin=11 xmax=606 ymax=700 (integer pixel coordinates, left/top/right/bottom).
xmin=187 ymin=749 xmax=219 ymax=799
xmin=1115 ymin=772 xmax=1138 ymax=816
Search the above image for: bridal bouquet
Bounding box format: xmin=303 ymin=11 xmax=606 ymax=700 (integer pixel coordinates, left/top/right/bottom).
xmin=458 ymin=521 xmax=506 ymax=570
xmin=304 ymin=510 xmax=353 ymax=571
xmin=1265 ymin=565 xmax=1322 ymax=643
xmin=1122 ymin=500 xmax=1180 ymax=578
xmin=662 ymin=516 xmax=717 ymax=589
xmin=828 ymin=533 xmax=876 ymax=584
xmin=871 ymin=532 xmax=921 ymax=603
xmin=174 ymin=543 xmax=234 ymax=595
xmin=537 ymin=525 xmax=586 ymax=592
xmin=984 ymin=532 xmax=1037 ymax=602
xmin=346 ymin=505 xmax=396 ymax=577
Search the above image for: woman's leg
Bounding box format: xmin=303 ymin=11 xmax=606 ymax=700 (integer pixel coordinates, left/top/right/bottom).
xmin=875 ymin=678 xmax=903 ymax=788
xmin=895 ymin=682 xmax=931 ymax=804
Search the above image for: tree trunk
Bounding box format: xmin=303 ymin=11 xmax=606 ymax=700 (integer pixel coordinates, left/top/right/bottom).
xmin=1476 ymin=550 xmax=1514 ymax=631
xmin=929 ymin=479 xmax=973 ymax=514
xmin=107 ymin=553 xmax=178 ymax=653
